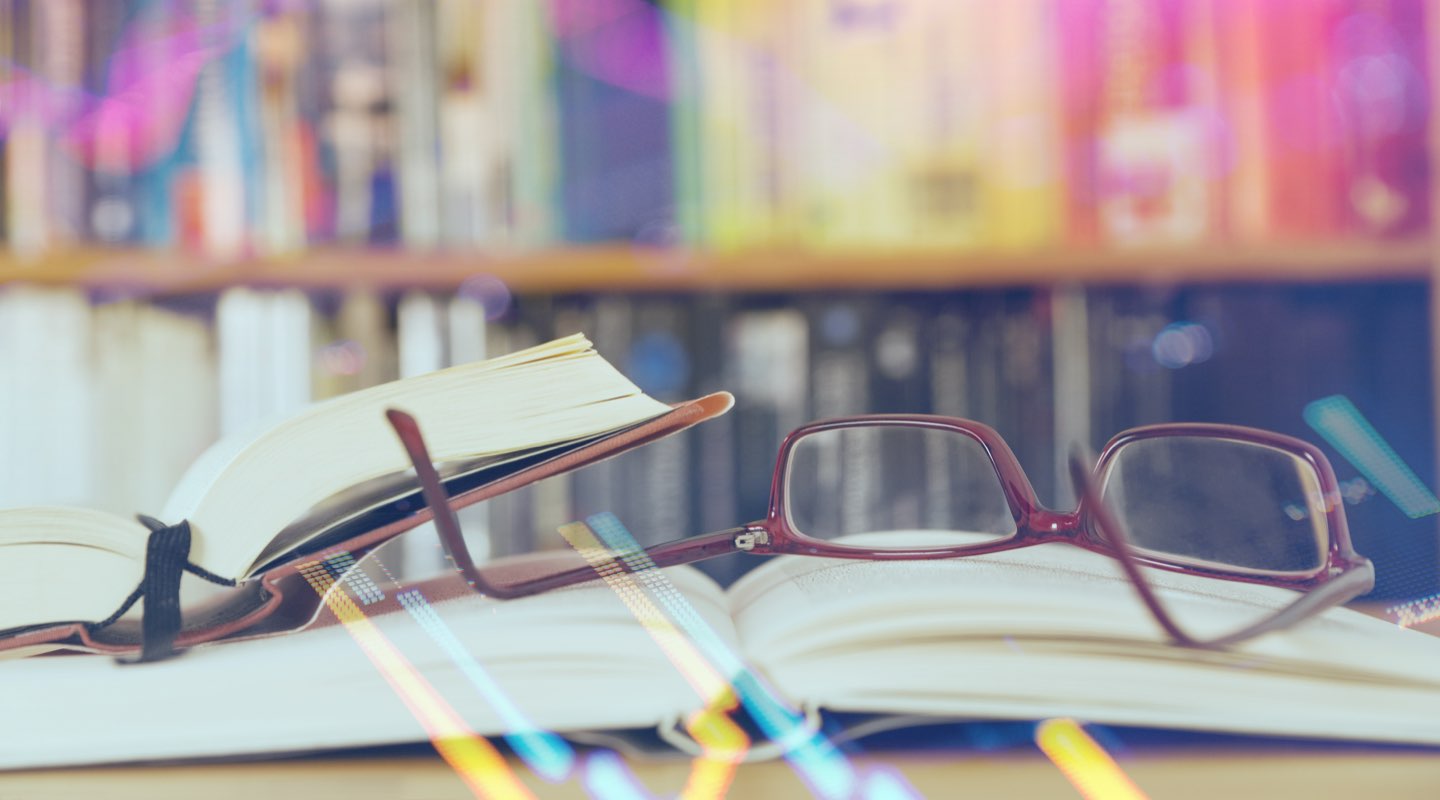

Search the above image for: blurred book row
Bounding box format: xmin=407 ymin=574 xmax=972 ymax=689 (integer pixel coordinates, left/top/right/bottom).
xmin=0 ymin=282 xmax=1431 ymax=595
xmin=0 ymin=0 xmax=1430 ymax=260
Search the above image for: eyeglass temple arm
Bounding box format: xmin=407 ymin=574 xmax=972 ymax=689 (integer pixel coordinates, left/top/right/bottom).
xmin=1067 ymin=450 xmax=1375 ymax=649
xmin=497 ymin=527 xmax=749 ymax=598
xmin=386 ymin=408 xmax=756 ymax=599
xmin=1067 ymin=450 xmax=1198 ymax=645
xmin=1200 ymin=563 xmax=1374 ymax=648
xmin=386 ymin=408 xmax=493 ymax=591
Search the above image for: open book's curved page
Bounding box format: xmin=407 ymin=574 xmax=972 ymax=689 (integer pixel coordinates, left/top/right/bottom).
xmin=158 ymin=335 xmax=670 ymax=579
xmin=0 ymin=561 xmax=732 ymax=770
xmin=727 ymin=531 xmax=1440 ymax=745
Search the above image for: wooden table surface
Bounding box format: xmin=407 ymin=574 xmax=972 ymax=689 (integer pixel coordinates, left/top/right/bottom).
xmin=3 ymin=746 xmax=1439 ymax=800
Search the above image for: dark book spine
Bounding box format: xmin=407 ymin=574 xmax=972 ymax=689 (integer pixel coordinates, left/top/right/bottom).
xmin=927 ymin=298 xmax=970 ymax=419
xmin=564 ymin=295 xmax=632 ymax=535
xmin=687 ymin=293 xmax=736 ymax=533
xmin=621 ymin=296 xmax=694 ymax=546
xmin=806 ymin=296 xmax=873 ymax=536
xmin=82 ymin=0 xmax=139 ymax=244
xmin=1000 ymin=290 xmax=1057 ymax=505
xmin=552 ymin=0 xmax=672 ymax=242
xmin=868 ymin=295 xmax=929 ymax=414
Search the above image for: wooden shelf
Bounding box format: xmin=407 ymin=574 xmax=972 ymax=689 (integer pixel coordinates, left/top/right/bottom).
xmin=0 ymin=239 xmax=1432 ymax=294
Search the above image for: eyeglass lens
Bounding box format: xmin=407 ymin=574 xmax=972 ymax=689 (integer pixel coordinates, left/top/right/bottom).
xmin=1098 ymin=436 xmax=1330 ymax=575
xmin=783 ymin=425 xmax=1018 ymax=546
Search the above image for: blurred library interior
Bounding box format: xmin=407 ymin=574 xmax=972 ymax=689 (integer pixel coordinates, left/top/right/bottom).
xmin=0 ymin=0 xmax=1435 ymax=599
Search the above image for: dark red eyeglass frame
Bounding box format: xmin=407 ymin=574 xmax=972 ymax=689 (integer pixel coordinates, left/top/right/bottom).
xmin=386 ymin=410 xmax=1374 ymax=648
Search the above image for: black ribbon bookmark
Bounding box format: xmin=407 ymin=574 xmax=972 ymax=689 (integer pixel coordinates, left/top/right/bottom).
xmin=95 ymin=515 xmax=236 ymax=665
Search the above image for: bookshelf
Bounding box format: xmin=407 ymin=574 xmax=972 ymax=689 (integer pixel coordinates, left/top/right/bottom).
xmin=1 ymin=0 xmax=1439 ymax=786
xmin=1 ymin=239 xmax=1433 ymax=293
xmin=0 ymin=0 xmax=1434 ymax=595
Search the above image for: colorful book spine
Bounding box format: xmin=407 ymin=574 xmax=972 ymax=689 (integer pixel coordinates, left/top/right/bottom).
xmin=1255 ymin=0 xmax=1348 ymax=239
xmin=1333 ymin=0 xmax=1430 ymax=238
xmin=1096 ymin=0 xmax=1216 ymax=245
xmin=982 ymin=0 xmax=1066 ymax=250
xmin=551 ymin=0 xmax=673 ymax=243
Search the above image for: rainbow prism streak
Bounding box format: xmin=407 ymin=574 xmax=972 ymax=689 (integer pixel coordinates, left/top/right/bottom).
xmin=297 ymin=557 xmax=536 ymax=800
xmin=564 ymin=512 xmax=918 ymax=800
xmin=1035 ymin=718 xmax=1148 ymax=800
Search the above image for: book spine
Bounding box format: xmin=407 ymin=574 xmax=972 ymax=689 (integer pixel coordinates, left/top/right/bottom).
xmin=982 ymin=0 xmax=1065 ymax=250
xmin=665 ymin=0 xmax=705 ymax=245
xmin=80 ymin=0 xmax=138 ymax=245
xmin=191 ymin=0 xmax=249 ymax=257
xmin=1000 ymin=291 xmax=1057 ymax=504
xmin=5 ymin=1 xmax=48 ymax=254
xmin=867 ymin=296 xmax=928 ymax=414
xmin=732 ymin=303 xmax=809 ymax=524
xmin=905 ymin=0 xmax=987 ymax=248
xmin=688 ymin=293 xmax=738 ymax=536
xmin=1334 ymin=0 xmax=1430 ymax=238
xmin=926 ymin=298 xmax=970 ymax=420
xmin=551 ymin=0 xmax=673 ymax=242
xmin=387 ymin=0 xmax=442 ymax=248
xmin=805 ymin=296 xmax=872 ymax=535
xmin=435 ymin=0 xmax=490 ymax=245
xmin=1256 ymin=0 xmax=1347 ymax=238
xmin=1096 ymin=0 xmax=1216 ymax=245
xmin=619 ymin=297 xmax=694 ymax=546
xmin=506 ymin=0 xmax=560 ymax=247
xmin=1056 ymin=0 xmax=1105 ymax=246
xmin=792 ymin=0 xmax=905 ymax=247
xmin=41 ymin=0 xmax=87 ymax=246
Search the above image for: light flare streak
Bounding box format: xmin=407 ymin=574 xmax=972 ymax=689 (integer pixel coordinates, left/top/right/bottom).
xmin=297 ymin=557 xmax=535 ymax=800
xmin=1303 ymin=395 xmax=1440 ymax=519
xmin=1035 ymin=718 xmax=1148 ymax=800
xmin=568 ymin=512 xmax=918 ymax=800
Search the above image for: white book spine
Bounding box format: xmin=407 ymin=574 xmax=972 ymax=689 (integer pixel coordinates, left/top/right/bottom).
xmin=389 ymin=0 xmax=442 ymax=248
xmin=217 ymin=288 xmax=256 ymax=438
xmin=194 ymin=0 xmax=249 ymax=257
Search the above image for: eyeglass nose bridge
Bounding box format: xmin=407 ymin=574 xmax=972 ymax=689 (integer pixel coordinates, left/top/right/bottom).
xmin=1018 ymin=508 xmax=1083 ymax=539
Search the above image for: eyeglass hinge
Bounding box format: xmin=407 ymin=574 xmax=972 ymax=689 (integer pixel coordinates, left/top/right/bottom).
xmin=735 ymin=530 xmax=769 ymax=552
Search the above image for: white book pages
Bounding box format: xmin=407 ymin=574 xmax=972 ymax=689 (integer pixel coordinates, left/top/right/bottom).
xmin=0 ymin=564 xmax=733 ymax=770
xmin=728 ymin=531 xmax=1440 ymax=745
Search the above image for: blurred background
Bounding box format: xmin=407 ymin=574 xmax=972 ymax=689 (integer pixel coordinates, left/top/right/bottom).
xmin=0 ymin=0 xmax=1435 ymax=599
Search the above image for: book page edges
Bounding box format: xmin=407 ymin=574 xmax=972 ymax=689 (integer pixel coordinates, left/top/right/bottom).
xmin=172 ymin=347 xmax=670 ymax=578
xmin=0 ymin=563 xmax=733 ymax=770
xmin=0 ymin=392 xmax=735 ymax=656
xmin=730 ymin=536 xmax=1440 ymax=687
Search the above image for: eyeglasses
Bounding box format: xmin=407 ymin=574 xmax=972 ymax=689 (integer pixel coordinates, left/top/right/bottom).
xmin=386 ymin=411 xmax=1374 ymax=648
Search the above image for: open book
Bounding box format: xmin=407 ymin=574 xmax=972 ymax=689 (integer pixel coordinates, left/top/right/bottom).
xmin=4 ymin=531 xmax=1439 ymax=769
xmin=0 ymin=334 xmax=732 ymax=657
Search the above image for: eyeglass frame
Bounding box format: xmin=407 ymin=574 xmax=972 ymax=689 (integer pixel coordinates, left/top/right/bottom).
xmin=386 ymin=410 xmax=1375 ymax=648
